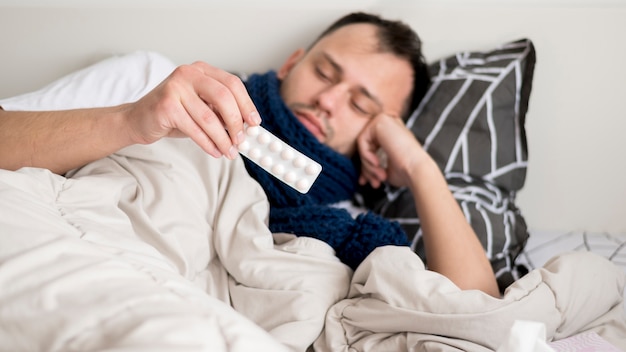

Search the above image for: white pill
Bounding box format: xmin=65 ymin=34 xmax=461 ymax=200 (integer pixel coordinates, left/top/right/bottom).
xmin=293 ymin=156 xmax=306 ymax=168
xmin=296 ymin=179 xmax=309 ymax=191
xmin=284 ymin=171 xmax=296 ymax=183
xmin=258 ymin=132 xmax=271 ymax=144
xmin=246 ymin=125 xmax=260 ymax=136
xmin=305 ymin=163 xmax=321 ymax=175
xmin=249 ymin=148 xmax=262 ymax=160
xmin=238 ymin=140 xmax=250 ymax=152
xmin=281 ymin=149 xmax=294 ymax=160
xmin=269 ymin=140 xmax=283 ymax=153
xmin=260 ymin=156 xmax=273 ymax=167
xmin=272 ymin=164 xmax=285 ymax=175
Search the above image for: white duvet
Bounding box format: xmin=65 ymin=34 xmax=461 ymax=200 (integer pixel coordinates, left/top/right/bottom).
xmin=0 ymin=137 xmax=351 ymax=352
xmin=1 ymin=52 xmax=625 ymax=352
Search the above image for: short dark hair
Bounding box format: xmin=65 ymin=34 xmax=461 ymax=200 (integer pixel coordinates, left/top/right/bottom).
xmin=313 ymin=12 xmax=431 ymax=119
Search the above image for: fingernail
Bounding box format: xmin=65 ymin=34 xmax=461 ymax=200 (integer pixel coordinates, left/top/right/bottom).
xmin=250 ymin=111 xmax=262 ymax=124
xmin=211 ymin=149 xmax=223 ymax=159
xmin=237 ymin=130 xmax=245 ymax=144
xmin=228 ymin=145 xmax=239 ymax=160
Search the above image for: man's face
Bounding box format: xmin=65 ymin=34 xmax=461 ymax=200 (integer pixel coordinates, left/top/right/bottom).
xmin=277 ymin=23 xmax=414 ymax=156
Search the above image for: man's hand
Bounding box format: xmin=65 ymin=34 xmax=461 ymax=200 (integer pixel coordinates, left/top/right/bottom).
xmin=123 ymin=61 xmax=261 ymax=160
xmin=356 ymin=113 xmax=428 ymax=189
xmin=0 ymin=61 xmax=261 ymax=174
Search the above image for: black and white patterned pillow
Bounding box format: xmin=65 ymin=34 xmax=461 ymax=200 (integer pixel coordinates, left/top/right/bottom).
xmin=359 ymin=39 xmax=536 ymax=292
xmin=409 ymin=39 xmax=534 ymax=191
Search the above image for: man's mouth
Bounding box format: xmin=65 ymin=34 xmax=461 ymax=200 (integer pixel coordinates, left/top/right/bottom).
xmin=293 ymin=108 xmax=326 ymax=141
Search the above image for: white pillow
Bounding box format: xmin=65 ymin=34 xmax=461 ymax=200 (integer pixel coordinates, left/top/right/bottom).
xmin=0 ymin=51 xmax=176 ymax=111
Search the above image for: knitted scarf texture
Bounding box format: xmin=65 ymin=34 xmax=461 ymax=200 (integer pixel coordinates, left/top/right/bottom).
xmin=243 ymin=71 xmax=409 ymax=270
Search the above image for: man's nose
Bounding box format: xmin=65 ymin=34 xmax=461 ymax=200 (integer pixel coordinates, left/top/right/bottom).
xmin=316 ymin=83 xmax=349 ymax=116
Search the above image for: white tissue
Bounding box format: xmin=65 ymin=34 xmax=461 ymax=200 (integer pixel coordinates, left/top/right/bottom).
xmin=497 ymin=320 xmax=556 ymax=352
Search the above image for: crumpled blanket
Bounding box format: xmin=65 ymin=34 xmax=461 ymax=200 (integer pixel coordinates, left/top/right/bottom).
xmin=314 ymin=246 xmax=626 ymax=351
xmin=0 ymin=136 xmax=351 ymax=351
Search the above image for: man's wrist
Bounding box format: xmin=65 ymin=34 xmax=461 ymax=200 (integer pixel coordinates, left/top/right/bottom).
xmin=406 ymin=154 xmax=441 ymax=194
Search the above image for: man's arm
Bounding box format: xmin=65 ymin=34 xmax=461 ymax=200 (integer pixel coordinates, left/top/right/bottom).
xmin=0 ymin=107 xmax=133 ymax=175
xmin=0 ymin=61 xmax=261 ymax=175
xmin=357 ymin=114 xmax=500 ymax=297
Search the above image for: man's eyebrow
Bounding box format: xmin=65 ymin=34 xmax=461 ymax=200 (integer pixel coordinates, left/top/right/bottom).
xmin=321 ymin=52 xmax=383 ymax=110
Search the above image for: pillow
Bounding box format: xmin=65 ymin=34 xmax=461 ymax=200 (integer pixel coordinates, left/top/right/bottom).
xmin=407 ymin=38 xmax=535 ymax=192
xmin=0 ymin=51 xmax=176 ymax=111
xmin=357 ymin=38 xmax=536 ymax=292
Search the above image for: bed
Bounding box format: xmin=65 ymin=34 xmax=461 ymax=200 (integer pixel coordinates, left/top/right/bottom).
xmin=1 ymin=4 xmax=626 ymax=352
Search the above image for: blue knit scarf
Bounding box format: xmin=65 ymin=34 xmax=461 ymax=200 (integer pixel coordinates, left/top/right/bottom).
xmin=243 ymin=71 xmax=409 ymax=270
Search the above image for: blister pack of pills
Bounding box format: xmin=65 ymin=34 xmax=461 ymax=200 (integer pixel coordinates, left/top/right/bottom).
xmin=238 ymin=124 xmax=323 ymax=194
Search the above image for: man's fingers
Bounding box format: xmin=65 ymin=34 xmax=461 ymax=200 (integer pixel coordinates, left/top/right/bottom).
xmin=171 ymin=79 xmax=231 ymax=158
xmin=190 ymin=62 xmax=261 ymax=140
xmin=135 ymin=62 xmax=259 ymax=160
xmin=358 ymin=148 xmax=387 ymax=188
xmin=359 ymin=164 xmax=386 ymax=189
xmin=167 ymin=62 xmax=254 ymax=159
xmin=172 ymin=100 xmax=225 ymax=158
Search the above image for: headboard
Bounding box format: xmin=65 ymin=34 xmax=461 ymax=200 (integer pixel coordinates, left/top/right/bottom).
xmin=1 ymin=0 xmax=625 ymax=235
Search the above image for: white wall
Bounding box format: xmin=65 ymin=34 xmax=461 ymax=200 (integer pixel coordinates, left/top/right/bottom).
xmin=1 ymin=0 xmax=625 ymax=234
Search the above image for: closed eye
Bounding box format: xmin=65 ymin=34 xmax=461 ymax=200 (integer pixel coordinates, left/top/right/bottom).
xmin=351 ymin=100 xmax=369 ymax=115
xmin=351 ymin=94 xmax=379 ymax=117
xmin=315 ymin=66 xmax=336 ymax=83
xmin=315 ymin=67 xmax=329 ymax=81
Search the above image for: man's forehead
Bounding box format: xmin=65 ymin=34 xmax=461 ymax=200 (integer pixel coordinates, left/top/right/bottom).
xmin=314 ymin=23 xmax=380 ymax=52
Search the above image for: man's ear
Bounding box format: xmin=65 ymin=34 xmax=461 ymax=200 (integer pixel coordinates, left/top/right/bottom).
xmin=277 ymin=48 xmax=306 ymax=79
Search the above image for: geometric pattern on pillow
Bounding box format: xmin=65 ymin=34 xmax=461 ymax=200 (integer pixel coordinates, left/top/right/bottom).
xmin=355 ymin=39 xmax=536 ymax=292
xmin=407 ymin=38 xmax=536 ymax=192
